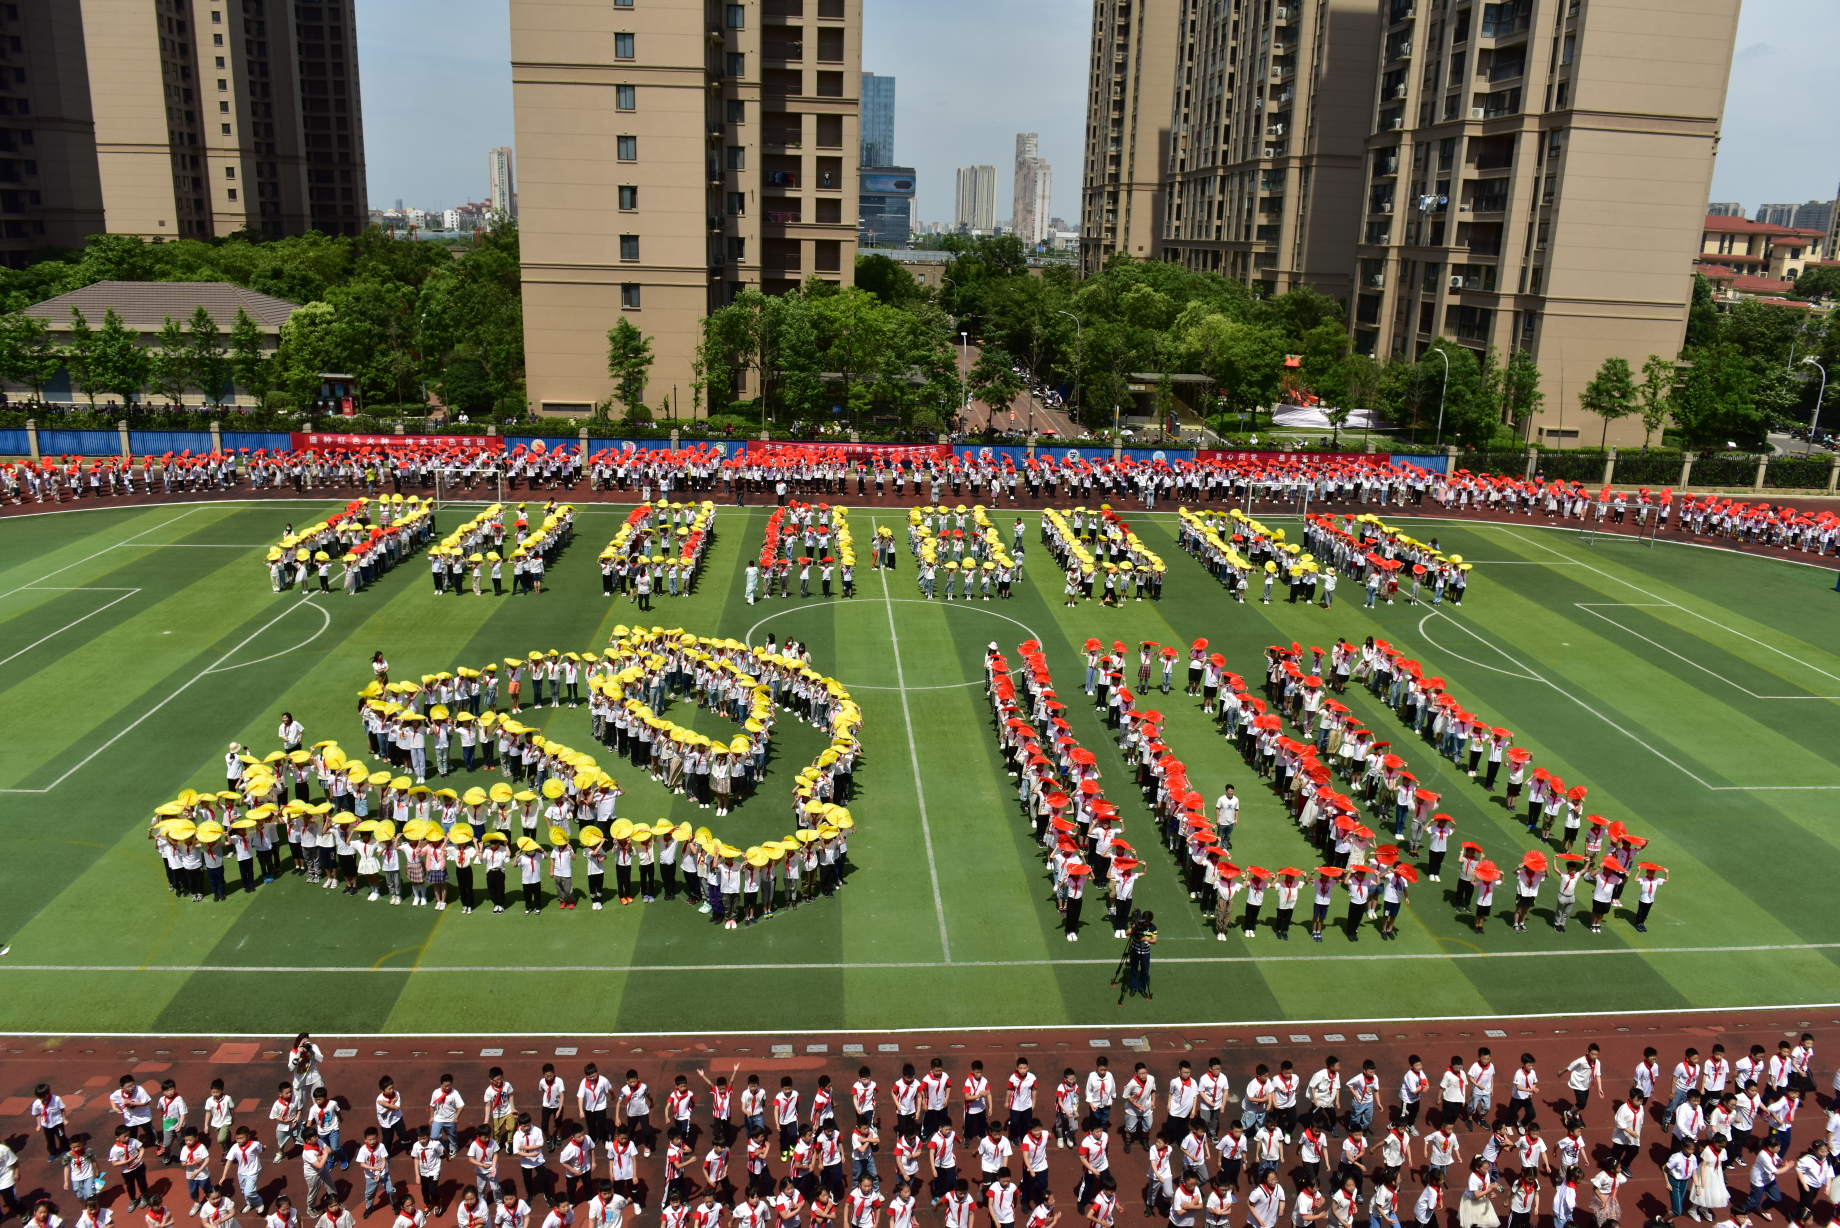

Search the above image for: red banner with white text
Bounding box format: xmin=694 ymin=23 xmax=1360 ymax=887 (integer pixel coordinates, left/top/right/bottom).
xmin=743 ymin=440 xmax=953 ymax=464
xmin=289 ymin=433 xmax=506 ymax=451
xmin=1194 ymin=448 xmax=1390 ymax=465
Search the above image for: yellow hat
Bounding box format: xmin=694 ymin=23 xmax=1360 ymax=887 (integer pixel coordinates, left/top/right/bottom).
xmin=607 ymin=818 xmax=635 ymax=840
xmin=541 ymin=778 xmax=565 ymax=800
xmin=651 ymin=819 xmax=675 ymax=836
xmin=578 ymin=825 xmax=605 ymax=847
xmin=516 ymin=836 xmax=539 ymax=851
xmin=462 ymin=787 xmax=489 ymax=806
xmin=672 ymin=821 xmax=693 ymax=841
xmin=379 ymin=819 xmax=403 ymax=841
xmin=513 ymin=789 xmax=538 ymax=804
xmin=389 ymin=775 xmax=412 ymax=791
xmin=549 ymin=824 xmax=571 ymax=847
xmin=489 ymin=782 xmax=515 ymax=804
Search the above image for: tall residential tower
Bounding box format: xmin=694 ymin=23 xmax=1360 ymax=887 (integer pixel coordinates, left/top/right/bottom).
xmin=1078 ymin=0 xmax=1178 ymax=272
xmin=511 ymin=0 xmax=864 ymax=416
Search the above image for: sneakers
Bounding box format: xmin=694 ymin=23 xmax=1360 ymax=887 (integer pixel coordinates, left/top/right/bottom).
xmin=368 ymin=890 xmax=380 ymax=901
xmin=592 ymin=902 xmax=603 ymax=911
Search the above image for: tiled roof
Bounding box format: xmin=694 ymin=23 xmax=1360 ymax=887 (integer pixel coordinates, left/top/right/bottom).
xmin=1701 ymin=215 xmax=1805 ymax=236
xmin=24 ymin=281 xmax=302 ymax=332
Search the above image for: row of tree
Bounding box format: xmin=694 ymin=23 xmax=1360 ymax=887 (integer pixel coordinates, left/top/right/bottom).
xmin=0 ymin=223 xmax=525 ymax=416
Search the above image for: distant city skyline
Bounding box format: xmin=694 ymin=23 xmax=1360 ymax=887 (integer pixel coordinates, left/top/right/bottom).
xmin=356 ymin=0 xmax=1834 ymax=235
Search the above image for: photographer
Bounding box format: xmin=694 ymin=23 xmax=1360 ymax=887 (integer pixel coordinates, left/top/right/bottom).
xmin=1117 ymin=911 xmax=1159 ymax=1003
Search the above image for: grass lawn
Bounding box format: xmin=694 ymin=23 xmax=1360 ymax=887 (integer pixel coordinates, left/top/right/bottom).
xmin=2 ymin=498 xmax=1838 ymax=1034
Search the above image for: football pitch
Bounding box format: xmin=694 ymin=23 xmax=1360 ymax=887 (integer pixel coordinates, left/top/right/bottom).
xmin=2 ymin=497 xmax=1839 ymax=1036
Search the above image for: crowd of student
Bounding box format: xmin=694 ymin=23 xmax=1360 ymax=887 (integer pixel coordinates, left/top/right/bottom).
xmin=15 ymin=1035 xmax=1840 ymax=1228
xmin=1177 ymin=511 xmax=1472 ymax=611
xmin=145 ymin=630 xmax=861 ymax=928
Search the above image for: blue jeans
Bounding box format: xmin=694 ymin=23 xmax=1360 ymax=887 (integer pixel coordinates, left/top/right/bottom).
xmin=1747 ymin=1181 xmax=1782 ymax=1213
xmin=1348 ymin=1103 xmax=1374 ymax=1131
xmin=852 ymin=1155 xmax=879 ymax=1189
xmin=238 ymin=1171 xmax=263 ymax=1209
xmin=1669 ymin=1175 xmax=1689 ymax=1216
xmin=432 ymin=1121 xmax=458 ymax=1155
xmin=365 ymin=1170 xmax=396 ymax=1206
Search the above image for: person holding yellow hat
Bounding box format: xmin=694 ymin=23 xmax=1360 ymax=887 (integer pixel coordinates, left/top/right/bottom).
xmin=550 ymin=828 xmax=576 ymax=910
xmin=515 ymin=836 xmax=545 ymax=914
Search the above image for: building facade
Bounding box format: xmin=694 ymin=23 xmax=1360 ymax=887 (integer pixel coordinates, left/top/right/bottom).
xmin=489 ymin=145 xmax=517 ymax=215
xmin=0 ymin=0 xmax=366 ymax=265
xmin=859 ymin=70 xmax=892 ymax=166
xmin=1078 ymin=0 xmax=1177 ymax=272
xmin=512 ymin=0 xmax=862 ymax=416
xmin=1155 ymin=0 xmax=1379 ymax=300
xmin=858 ymin=164 xmax=912 ymax=246
xmin=954 ymin=163 xmax=994 ymax=231
xmin=1705 ymin=200 xmax=1741 ymax=217
xmin=1347 ymin=0 xmax=1739 ymax=446
xmin=1012 ymin=132 xmax=1051 ymax=246
xmin=1753 ymin=202 xmax=1795 ymax=228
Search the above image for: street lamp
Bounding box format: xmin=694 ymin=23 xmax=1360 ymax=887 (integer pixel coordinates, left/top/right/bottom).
xmin=1431 ymin=346 xmax=1451 ymax=449
xmin=1057 ymin=310 xmax=1082 ymax=436
xmin=1802 ymin=356 xmax=1828 ymax=455
xmin=958 ymin=331 xmax=970 ymax=433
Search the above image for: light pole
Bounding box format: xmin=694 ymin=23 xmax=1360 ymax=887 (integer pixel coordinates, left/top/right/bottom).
xmin=959 ymin=331 xmax=969 ymax=432
xmin=1803 ymin=356 xmax=1828 ymax=455
xmin=1057 ymin=309 xmax=1082 ymax=437
xmin=1431 ymin=346 xmax=1451 ymax=449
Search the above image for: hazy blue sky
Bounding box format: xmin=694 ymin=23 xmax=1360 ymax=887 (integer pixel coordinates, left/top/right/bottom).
xmin=355 ymin=0 xmax=1836 ymax=227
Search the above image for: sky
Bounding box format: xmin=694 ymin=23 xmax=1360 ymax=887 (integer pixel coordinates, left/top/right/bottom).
xmin=355 ymin=0 xmax=1836 ymax=226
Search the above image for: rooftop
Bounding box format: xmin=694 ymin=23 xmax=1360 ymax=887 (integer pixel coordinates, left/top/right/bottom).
xmin=24 ymin=281 xmax=303 ymax=333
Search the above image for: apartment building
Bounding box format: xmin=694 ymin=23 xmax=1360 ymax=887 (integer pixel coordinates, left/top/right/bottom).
xmin=1694 ymin=213 xmax=1828 ymax=298
xmin=1347 ymin=0 xmax=1739 ymax=446
xmin=955 ymin=163 xmax=994 ymax=231
xmin=489 ymin=145 xmax=517 ymax=215
xmin=512 ymin=0 xmax=863 ymax=416
xmin=1013 ymin=133 xmax=1051 ymax=246
xmin=0 ymin=0 xmax=363 ymax=266
xmin=1157 ymin=0 xmax=1379 ymax=301
xmin=1078 ymin=0 xmax=1178 ymax=273
xmin=859 ymin=70 xmax=891 ymax=165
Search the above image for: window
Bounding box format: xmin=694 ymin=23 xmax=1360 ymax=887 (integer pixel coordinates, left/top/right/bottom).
xmin=614 ymin=32 xmax=634 ymax=58
xmin=726 ymin=4 xmax=744 ymax=26
xmin=726 ymin=146 xmax=745 ymax=169
xmin=224 ymin=165 xmax=236 ymax=178
xmin=618 ymin=185 xmax=638 ymax=210
xmin=613 ymin=0 xmax=633 ymax=7
xmin=614 ymin=84 xmax=635 ymax=110
xmin=221 ymin=123 xmax=231 ymax=134
xmin=1561 ymin=33 xmax=1574 ymax=64
xmin=210 ymin=8 xmax=221 ymax=20
xmin=726 ymin=99 xmax=745 ymax=122
xmin=727 ymin=191 xmax=746 ymax=214
xmin=726 ymin=52 xmax=745 ymax=75
xmin=219 ymin=100 xmax=230 ymax=112
xmin=213 ymin=33 xmax=223 ymax=45
xmin=727 ymin=237 xmax=745 ymax=260
xmin=226 ymin=188 xmax=237 ymax=200
xmin=217 ymin=77 xmax=227 ymax=89
xmin=619 ymin=234 xmax=640 ymax=261
xmin=617 ymin=135 xmax=637 ymax=160
xmin=620 ymin=283 xmax=641 ymax=308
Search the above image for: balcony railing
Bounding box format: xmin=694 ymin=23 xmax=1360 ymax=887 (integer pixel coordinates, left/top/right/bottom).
xmin=766 ymin=171 xmax=799 ymax=186
xmin=764 ymin=210 xmax=801 ymax=224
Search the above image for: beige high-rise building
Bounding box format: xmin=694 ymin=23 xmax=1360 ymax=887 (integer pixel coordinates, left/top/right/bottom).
xmin=1078 ymin=0 xmax=1177 ymax=273
xmin=489 ymin=145 xmax=517 ymax=216
xmin=0 ymin=0 xmax=365 ymax=266
xmin=512 ymin=0 xmax=862 ymax=418
xmin=954 ymin=163 xmax=995 ymax=231
xmin=1348 ymin=0 xmax=1739 ymax=446
xmin=1013 ymin=133 xmax=1051 ymax=246
xmin=1156 ymin=0 xmax=1379 ymax=300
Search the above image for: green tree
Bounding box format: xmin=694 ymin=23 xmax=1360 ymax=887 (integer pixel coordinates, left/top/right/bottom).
xmin=64 ymin=307 xmax=100 ymax=408
xmin=854 ymin=252 xmax=927 ymax=307
xmin=440 ymin=352 xmax=494 ymax=413
xmin=1669 ymin=342 xmax=1768 ymax=448
xmin=92 ymin=307 xmax=147 ymax=407
xmin=1340 ymin=353 xmax=1382 ymax=446
xmin=605 ymin=317 xmax=654 ymax=420
xmin=1578 ymin=355 xmax=1639 ymax=448
xmin=1496 ymin=348 xmax=1545 ymax=438
xmin=148 ymin=315 xmax=193 ymax=407
xmin=17 ymin=314 xmax=61 ymax=400
xmin=1684 ymin=273 xmax=1721 ymax=351
xmin=1792 ymin=265 xmax=1840 ymax=301
xmin=967 ymin=346 xmax=1024 ymax=430
xmin=227 ymin=306 xmax=274 ymax=406
xmin=1419 ymin=340 xmax=1493 ymax=447
xmin=186 ymin=305 xmax=228 ymax=405
xmin=1636 ymin=354 xmax=1673 ymax=447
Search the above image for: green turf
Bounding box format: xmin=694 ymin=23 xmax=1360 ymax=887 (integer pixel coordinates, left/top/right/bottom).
xmin=2 ymin=498 xmax=1839 ymax=1033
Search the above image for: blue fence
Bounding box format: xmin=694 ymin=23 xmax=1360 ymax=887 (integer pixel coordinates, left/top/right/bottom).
xmin=1391 ymin=453 xmax=1449 ymax=474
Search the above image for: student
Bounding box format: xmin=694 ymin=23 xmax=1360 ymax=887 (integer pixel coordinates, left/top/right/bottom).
xmin=222 ymin=1127 xmax=266 ymax=1214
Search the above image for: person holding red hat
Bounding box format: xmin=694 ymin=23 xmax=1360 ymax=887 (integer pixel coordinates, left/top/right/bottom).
xmin=1551 ymin=855 xmax=1588 ymax=932
xmin=1629 ymin=863 xmax=1668 ymax=933
xmin=1469 ymin=862 xmax=1502 ymax=933
xmin=1586 ymin=859 xmax=1625 ymax=934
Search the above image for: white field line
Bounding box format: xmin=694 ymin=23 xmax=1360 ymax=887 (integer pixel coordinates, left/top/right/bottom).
xmin=0 ymin=506 xmax=202 ymax=597
xmin=1503 ymin=527 xmax=1840 ymax=684
xmin=7 ymin=940 xmax=1840 ymax=975
xmin=1422 ymin=607 xmax=1840 ymax=792
xmin=872 ymin=517 xmax=953 ymax=962
xmin=0 ymin=587 xmax=142 ymax=667
xmin=1574 ymin=604 xmax=1840 ymax=701
xmin=0 ymin=595 xmax=327 ymax=794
